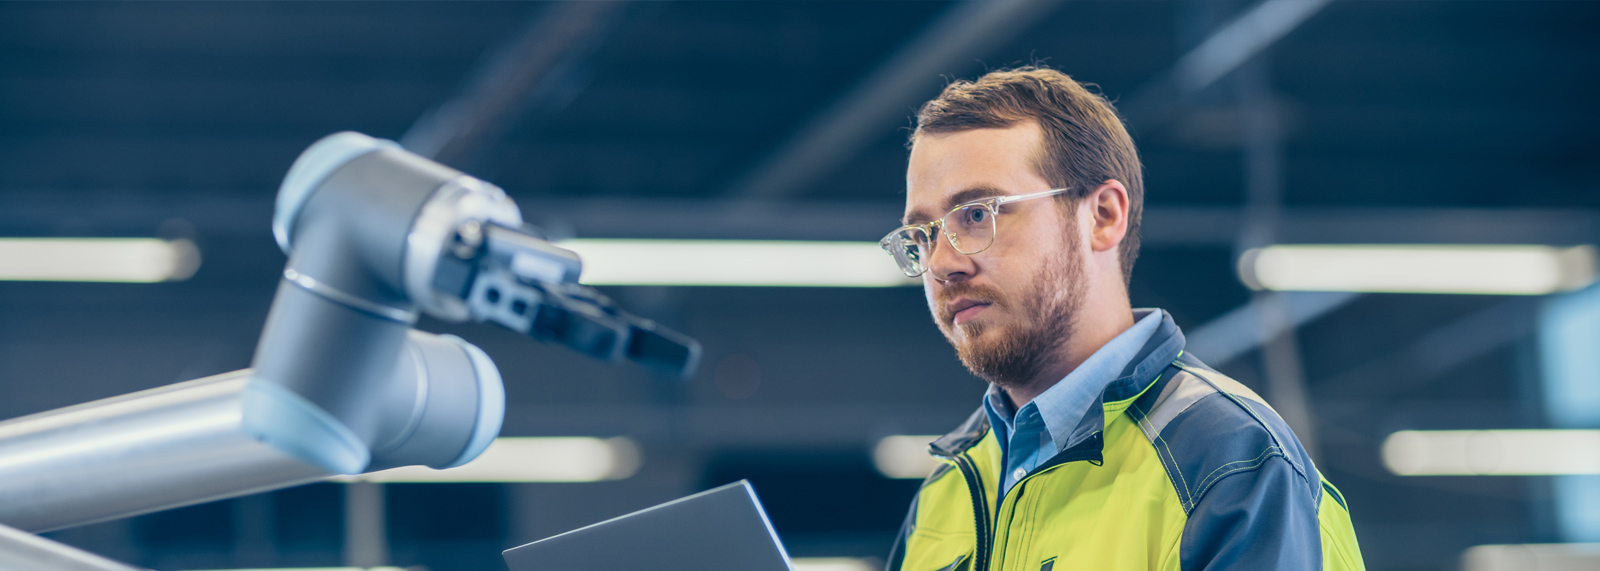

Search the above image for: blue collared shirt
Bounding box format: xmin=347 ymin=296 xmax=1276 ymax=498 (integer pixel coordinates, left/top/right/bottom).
xmin=983 ymin=309 xmax=1164 ymax=499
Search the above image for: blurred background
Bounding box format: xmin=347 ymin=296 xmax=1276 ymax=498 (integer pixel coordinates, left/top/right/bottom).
xmin=1 ymin=1 xmax=1598 ymax=570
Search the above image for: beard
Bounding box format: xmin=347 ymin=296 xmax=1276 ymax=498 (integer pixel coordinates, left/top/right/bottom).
xmin=933 ymin=230 xmax=1087 ymax=390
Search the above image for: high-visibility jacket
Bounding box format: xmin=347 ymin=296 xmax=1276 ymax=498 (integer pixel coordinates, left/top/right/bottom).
xmin=887 ymin=312 xmax=1365 ymax=571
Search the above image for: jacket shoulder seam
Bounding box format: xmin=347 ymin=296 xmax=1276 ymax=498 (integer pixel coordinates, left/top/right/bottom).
xmin=1189 ymin=445 xmax=1289 ymax=511
xmin=1173 ymin=363 xmax=1315 ymax=488
xmin=1146 ymin=366 xmax=1321 ymax=514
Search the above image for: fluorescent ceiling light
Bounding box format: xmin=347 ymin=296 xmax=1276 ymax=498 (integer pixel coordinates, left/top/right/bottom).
xmin=1382 ymin=430 xmax=1600 ymax=476
xmin=1461 ymin=543 xmax=1600 ymax=571
xmin=184 ymin=560 xmax=875 ymax=571
xmin=873 ymin=435 xmax=941 ymax=479
xmin=0 ymin=238 xmax=200 ymax=283
xmin=335 ymin=437 xmax=640 ymax=483
xmin=181 ymin=568 xmax=407 ymax=571
xmin=1240 ymin=244 xmax=1597 ymax=295
xmin=559 ymin=239 xmax=918 ymax=287
xmin=792 ymin=557 xmax=878 ymax=571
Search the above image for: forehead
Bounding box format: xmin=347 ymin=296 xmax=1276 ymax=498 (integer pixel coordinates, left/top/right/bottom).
xmin=904 ymin=122 xmax=1051 ymax=223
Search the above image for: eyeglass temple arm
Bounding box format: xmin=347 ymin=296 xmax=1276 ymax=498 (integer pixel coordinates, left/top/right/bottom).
xmin=993 ymin=187 xmax=1072 ymax=205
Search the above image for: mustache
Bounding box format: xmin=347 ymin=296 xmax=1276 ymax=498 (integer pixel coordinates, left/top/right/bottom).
xmin=935 ymin=282 xmax=1006 ymax=323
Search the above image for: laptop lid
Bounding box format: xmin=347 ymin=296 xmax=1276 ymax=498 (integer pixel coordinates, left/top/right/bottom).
xmin=503 ymin=480 xmax=793 ymax=571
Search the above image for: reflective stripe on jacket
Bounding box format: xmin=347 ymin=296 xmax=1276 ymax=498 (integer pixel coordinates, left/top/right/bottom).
xmin=886 ymin=312 xmax=1365 ymax=571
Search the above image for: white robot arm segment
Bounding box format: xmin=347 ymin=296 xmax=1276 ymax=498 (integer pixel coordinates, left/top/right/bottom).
xmin=0 ymin=132 xmax=699 ymax=539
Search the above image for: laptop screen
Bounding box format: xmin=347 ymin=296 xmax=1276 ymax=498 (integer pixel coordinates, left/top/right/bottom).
xmin=503 ymin=480 xmax=794 ymax=571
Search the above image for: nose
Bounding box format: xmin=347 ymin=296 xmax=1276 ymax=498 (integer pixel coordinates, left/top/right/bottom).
xmin=926 ymin=231 xmax=976 ymax=283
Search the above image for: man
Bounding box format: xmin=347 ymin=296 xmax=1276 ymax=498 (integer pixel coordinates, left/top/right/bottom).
xmin=881 ymin=67 xmax=1364 ymax=570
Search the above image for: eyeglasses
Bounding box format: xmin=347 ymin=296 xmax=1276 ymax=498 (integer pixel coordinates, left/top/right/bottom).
xmin=879 ymin=187 xmax=1073 ymax=277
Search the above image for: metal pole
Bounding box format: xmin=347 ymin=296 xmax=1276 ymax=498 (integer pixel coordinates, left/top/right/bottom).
xmin=343 ymin=481 xmax=390 ymax=568
xmin=232 ymin=492 xmax=276 ymax=568
xmin=1236 ymin=55 xmax=1322 ymax=462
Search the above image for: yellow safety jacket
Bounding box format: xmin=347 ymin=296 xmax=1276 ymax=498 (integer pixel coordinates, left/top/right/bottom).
xmin=887 ymin=313 xmax=1365 ymax=571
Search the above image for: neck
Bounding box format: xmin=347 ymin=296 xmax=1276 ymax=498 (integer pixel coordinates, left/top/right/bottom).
xmin=1002 ymin=295 xmax=1135 ymax=407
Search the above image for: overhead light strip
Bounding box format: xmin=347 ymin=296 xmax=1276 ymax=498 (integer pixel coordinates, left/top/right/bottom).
xmin=334 ymin=437 xmax=641 ymax=483
xmin=1240 ymin=244 xmax=1597 ymax=295
xmin=185 ymin=559 xmax=876 ymax=569
xmin=181 ymin=568 xmax=408 ymax=571
xmin=873 ymin=435 xmax=942 ymax=479
xmin=792 ymin=558 xmax=879 ymax=571
xmin=0 ymin=238 xmax=201 ymax=283
xmin=182 ymin=559 xmax=876 ymax=571
xmin=181 ymin=561 xmax=872 ymax=571
xmin=1461 ymin=543 xmax=1600 ymax=571
xmin=560 ymin=239 xmax=918 ymax=287
xmin=1382 ymin=430 xmax=1600 ymax=476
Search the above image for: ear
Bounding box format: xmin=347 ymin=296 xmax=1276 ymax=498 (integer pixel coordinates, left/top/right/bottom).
xmin=1084 ymin=179 xmax=1130 ymax=253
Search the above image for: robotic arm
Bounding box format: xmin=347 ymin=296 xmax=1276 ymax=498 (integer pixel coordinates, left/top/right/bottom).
xmin=0 ymin=133 xmax=699 ymax=537
xmin=437 ymin=219 xmax=698 ymax=376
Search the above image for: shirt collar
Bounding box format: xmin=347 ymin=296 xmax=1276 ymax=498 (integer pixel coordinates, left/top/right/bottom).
xmin=981 ymin=309 xmax=1165 ymax=454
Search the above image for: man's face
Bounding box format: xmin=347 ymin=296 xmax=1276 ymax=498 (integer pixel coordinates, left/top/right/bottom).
xmin=904 ymin=122 xmax=1087 ymax=387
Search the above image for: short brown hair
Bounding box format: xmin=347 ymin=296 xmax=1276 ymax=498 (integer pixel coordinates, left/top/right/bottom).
xmin=912 ymin=66 xmax=1143 ymax=285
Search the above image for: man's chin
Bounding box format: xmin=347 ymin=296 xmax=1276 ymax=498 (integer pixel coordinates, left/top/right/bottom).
xmin=943 ymin=322 xmax=987 ymax=346
xmin=953 ymin=337 xmax=1015 ymax=385
xmin=951 ymin=323 xmax=1007 ymax=356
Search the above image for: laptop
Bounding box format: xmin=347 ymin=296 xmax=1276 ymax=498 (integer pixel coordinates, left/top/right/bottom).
xmin=503 ymin=480 xmax=795 ymax=571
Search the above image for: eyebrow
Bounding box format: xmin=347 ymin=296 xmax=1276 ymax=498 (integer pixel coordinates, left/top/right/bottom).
xmin=902 ymin=185 xmax=1010 ymax=225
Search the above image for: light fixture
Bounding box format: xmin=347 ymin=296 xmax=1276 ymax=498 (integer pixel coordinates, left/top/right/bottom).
xmin=334 ymin=437 xmax=640 ymax=483
xmin=0 ymin=238 xmax=201 ymax=283
xmin=873 ymin=435 xmax=941 ymax=479
xmin=792 ymin=557 xmax=879 ymax=571
xmin=559 ymin=239 xmax=918 ymax=287
xmin=184 ymin=561 xmax=879 ymax=571
xmin=1382 ymin=430 xmax=1600 ymax=476
xmin=181 ymin=568 xmax=407 ymax=571
xmin=1460 ymin=543 xmax=1600 ymax=571
xmin=1239 ymin=244 xmax=1597 ymax=295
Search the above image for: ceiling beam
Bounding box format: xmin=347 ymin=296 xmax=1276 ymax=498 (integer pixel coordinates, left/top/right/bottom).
xmin=1318 ymin=298 xmax=1538 ymax=399
xmin=1120 ymin=0 xmax=1334 ymax=135
xmin=720 ymin=0 xmax=1069 ymax=201
xmin=1185 ymin=291 xmax=1361 ymax=367
xmin=519 ymin=200 xmax=1600 ymax=246
xmin=399 ymin=1 xmax=629 ymax=168
xmin=719 ymin=0 xmax=1331 ymax=202
xmin=3 ymin=191 xmax=1597 ymax=246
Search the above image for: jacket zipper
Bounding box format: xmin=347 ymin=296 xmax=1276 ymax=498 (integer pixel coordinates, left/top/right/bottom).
xmin=932 ymin=449 xmax=991 ymax=571
xmin=989 ymin=432 xmax=1105 ymax=571
xmin=929 ymin=428 xmax=1106 ymax=571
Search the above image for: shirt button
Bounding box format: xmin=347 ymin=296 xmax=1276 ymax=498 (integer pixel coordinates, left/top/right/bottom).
xmin=1013 ymin=467 xmax=1027 ymax=481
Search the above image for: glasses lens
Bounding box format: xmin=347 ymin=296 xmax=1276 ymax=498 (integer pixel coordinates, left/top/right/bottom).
xmin=882 ymin=227 xmax=931 ymax=277
xmin=945 ymin=204 xmax=996 ymax=254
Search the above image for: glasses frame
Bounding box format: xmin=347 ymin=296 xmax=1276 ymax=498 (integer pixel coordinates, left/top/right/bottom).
xmin=880 ymin=187 xmax=1074 ymax=277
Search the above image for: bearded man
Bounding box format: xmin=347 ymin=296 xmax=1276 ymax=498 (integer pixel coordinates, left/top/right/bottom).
xmin=880 ymin=67 xmax=1365 ymax=571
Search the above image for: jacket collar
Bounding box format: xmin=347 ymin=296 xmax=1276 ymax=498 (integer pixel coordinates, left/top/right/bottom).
xmin=929 ymin=309 xmax=1187 ymax=459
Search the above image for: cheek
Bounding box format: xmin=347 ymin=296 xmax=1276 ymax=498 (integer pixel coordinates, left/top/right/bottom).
xmin=998 ymin=216 xmax=1066 ymax=254
xmin=973 ymin=247 xmax=1033 ymax=291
